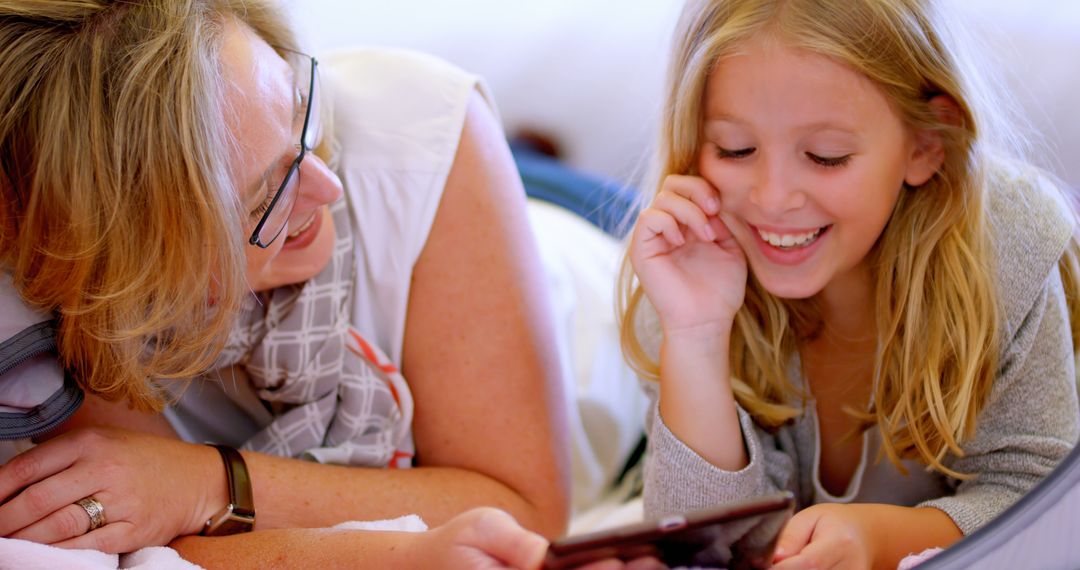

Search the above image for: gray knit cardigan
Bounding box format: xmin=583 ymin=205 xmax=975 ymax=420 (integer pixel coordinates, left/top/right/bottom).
xmin=641 ymin=168 xmax=1080 ymax=535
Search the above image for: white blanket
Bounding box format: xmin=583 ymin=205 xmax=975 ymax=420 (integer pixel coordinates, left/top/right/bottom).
xmin=0 ymin=516 xmax=427 ymax=570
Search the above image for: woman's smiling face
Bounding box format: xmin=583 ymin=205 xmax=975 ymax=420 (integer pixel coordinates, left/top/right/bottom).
xmin=698 ymin=35 xmax=937 ymax=300
xmin=221 ymin=19 xmax=343 ymax=293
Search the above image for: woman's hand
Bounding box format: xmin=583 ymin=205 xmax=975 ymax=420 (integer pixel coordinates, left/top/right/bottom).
xmin=629 ymin=174 xmax=747 ymax=336
xmin=412 ymin=508 xmax=666 ymax=570
xmin=771 ymin=503 xmax=874 ymax=570
xmin=411 ymin=508 xmax=549 ymax=569
xmin=0 ymin=426 xmax=224 ymax=553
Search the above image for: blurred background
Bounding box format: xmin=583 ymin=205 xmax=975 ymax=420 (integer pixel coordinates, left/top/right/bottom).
xmin=282 ymin=0 xmax=1080 ymax=191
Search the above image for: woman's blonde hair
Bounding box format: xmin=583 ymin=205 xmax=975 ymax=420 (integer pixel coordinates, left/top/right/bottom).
xmin=619 ymin=0 xmax=1080 ymax=476
xmin=0 ymin=0 xmax=305 ymax=410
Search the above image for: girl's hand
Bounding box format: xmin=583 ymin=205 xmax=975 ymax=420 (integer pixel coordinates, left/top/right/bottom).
xmin=771 ymin=504 xmax=874 ymax=570
xmin=0 ymin=426 xmax=223 ymax=553
xmin=629 ymin=175 xmax=747 ymax=335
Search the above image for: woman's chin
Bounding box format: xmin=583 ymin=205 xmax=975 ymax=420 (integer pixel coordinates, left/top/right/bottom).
xmin=249 ymin=211 xmax=336 ymax=292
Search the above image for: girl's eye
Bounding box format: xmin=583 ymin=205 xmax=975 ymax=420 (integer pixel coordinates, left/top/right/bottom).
xmin=807 ymin=152 xmax=852 ymax=168
xmin=716 ymin=146 xmax=756 ymax=159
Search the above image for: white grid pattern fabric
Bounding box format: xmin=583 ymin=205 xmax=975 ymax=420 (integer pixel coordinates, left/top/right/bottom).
xmin=209 ymin=198 xmax=414 ymax=467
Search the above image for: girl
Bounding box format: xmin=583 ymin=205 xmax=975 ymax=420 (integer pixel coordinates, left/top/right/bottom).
xmin=621 ymin=0 xmax=1080 ymax=568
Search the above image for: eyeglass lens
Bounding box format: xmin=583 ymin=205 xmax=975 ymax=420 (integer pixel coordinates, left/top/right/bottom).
xmin=252 ymin=56 xmax=319 ymax=247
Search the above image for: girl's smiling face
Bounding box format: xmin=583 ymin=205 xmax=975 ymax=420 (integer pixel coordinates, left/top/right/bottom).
xmin=699 ymin=35 xmax=942 ymax=301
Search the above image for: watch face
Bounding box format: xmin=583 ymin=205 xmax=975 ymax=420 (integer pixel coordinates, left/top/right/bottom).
xmin=203 ymin=505 xmax=256 ymax=536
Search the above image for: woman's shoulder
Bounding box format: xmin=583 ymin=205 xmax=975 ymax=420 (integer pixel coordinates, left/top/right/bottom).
xmin=321 ymin=47 xmax=485 ymax=168
xmin=321 ymin=47 xmax=477 ymax=89
xmin=986 ymin=163 xmax=1076 ymax=326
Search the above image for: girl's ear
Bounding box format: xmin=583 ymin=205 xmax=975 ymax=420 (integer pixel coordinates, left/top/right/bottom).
xmin=904 ymin=94 xmax=960 ymax=187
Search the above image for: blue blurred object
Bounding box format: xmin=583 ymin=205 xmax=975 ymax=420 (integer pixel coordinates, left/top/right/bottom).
xmin=511 ymin=143 xmax=639 ymax=238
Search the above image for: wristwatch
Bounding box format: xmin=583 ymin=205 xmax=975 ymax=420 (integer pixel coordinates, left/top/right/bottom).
xmin=201 ymin=444 xmax=256 ymax=536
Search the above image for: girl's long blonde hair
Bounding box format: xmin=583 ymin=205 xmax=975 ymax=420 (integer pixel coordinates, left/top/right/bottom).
xmin=0 ymin=0 xmax=305 ymax=410
xmin=619 ymin=0 xmax=1080 ymax=476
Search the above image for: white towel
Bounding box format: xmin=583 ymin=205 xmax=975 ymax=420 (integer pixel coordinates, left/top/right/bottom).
xmin=0 ymin=515 xmax=428 ymax=569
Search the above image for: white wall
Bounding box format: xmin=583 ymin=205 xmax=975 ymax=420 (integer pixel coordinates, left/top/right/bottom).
xmin=283 ymin=1 xmax=1080 ymax=190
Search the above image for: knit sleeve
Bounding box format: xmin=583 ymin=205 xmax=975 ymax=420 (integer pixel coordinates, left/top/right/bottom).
xmin=919 ymin=265 xmax=1080 ymax=534
xmin=640 ymin=378 xmax=799 ymax=518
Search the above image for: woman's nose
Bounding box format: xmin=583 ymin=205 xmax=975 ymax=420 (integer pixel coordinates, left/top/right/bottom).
xmin=748 ymin=156 xmax=805 ymax=215
xmin=294 ymin=153 xmax=343 ymax=211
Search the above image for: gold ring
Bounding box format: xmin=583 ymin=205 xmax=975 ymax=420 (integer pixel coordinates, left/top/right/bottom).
xmin=75 ymin=496 xmax=106 ymax=532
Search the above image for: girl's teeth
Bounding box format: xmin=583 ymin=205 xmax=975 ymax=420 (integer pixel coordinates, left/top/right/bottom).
xmin=757 ymin=227 xmax=825 ymax=249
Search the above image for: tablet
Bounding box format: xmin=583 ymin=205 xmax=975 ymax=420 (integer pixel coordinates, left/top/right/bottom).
xmin=544 ymin=491 xmax=795 ymax=570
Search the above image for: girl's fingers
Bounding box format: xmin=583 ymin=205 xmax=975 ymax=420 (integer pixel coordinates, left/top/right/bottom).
xmin=651 ymin=191 xmax=715 ymax=243
xmin=771 ymin=539 xmax=843 ymax=570
xmin=708 ymin=216 xmax=736 ymax=247
xmin=635 ymin=208 xmax=685 ymax=249
xmin=772 ymin=510 xmax=818 ymax=563
xmin=663 ymin=175 xmax=722 ymax=216
xmin=626 ymin=556 xmax=667 ymax=570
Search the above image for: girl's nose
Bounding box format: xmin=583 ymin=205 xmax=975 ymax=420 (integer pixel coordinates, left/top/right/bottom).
xmin=748 ymin=156 xmax=805 ymax=215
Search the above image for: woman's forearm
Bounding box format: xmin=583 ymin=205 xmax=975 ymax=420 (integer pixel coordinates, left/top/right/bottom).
xmin=172 ymin=507 xmax=549 ymax=570
xmin=51 ymin=396 xmax=565 ymax=540
xmin=239 ymin=452 xmax=558 ymax=536
xmin=171 ymin=528 xmax=417 ymax=569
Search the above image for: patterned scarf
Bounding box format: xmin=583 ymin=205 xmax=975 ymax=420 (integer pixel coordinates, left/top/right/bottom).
xmin=208 ymin=198 xmax=414 ymax=468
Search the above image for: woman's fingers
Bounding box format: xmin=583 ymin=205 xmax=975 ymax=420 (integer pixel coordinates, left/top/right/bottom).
xmin=6 ymin=501 xmax=96 ymax=544
xmin=0 ymin=466 xmax=108 ymax=538
xmin=0 ymin=438 xmax=78 ymax=504
xmin=0 ymin=451 xmax=90 ymax=536
xmin=54 ymin=520 xmax=137 ymax=554
xmin=466 ymin=508 xmax=547 ymax=570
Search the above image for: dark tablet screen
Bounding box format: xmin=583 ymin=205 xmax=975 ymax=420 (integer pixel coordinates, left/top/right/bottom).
xmin=544 ymin=491 xmax=795 ymax=570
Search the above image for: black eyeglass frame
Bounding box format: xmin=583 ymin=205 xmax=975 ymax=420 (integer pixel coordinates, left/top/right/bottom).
xmin=247 ymin=53 xmax=319 ymax=248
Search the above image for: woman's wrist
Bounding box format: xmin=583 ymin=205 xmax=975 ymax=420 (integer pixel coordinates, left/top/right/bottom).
xmin=187 ymin=442 xmax=234 ymax=536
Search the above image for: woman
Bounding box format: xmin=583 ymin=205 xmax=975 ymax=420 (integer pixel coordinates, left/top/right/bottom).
xmin=0 ymin=0 xmax=569 ymax=565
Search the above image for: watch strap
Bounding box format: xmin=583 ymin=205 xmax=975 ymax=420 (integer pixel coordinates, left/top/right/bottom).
xmin=201 ymin=444 xmax=255 ymax=536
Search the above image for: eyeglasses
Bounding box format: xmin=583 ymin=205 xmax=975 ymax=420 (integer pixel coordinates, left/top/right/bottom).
xmin=248 ymin=54 xmax=321 ymax=248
